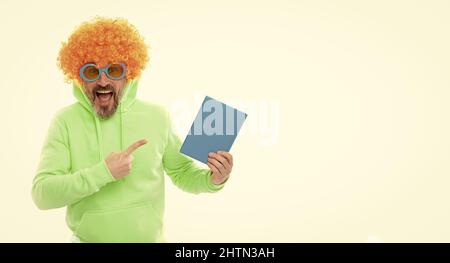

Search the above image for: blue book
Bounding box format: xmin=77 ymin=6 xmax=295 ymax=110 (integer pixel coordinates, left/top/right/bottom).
xmin=180 ymin=96 xmax=248 ymax=164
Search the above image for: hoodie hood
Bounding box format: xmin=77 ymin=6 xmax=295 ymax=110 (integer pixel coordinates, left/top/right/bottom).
xmin=72 ymin=79 xmax=139 ymax=159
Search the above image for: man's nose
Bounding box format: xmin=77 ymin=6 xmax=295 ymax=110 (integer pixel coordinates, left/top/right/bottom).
xmin=97 ymin=72 xmax=109 ymax=86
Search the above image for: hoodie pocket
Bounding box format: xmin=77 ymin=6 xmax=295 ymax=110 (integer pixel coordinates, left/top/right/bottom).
xmin=75 ymin=202 xmax=163 ymax=243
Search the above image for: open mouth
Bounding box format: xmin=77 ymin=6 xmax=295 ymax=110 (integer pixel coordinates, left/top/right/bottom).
xmin=94 ymin=90 xmax=114 ymax=105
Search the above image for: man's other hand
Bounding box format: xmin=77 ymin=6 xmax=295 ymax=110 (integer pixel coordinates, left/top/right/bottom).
xmin=207 ymin=151 xmax=233 ymax=185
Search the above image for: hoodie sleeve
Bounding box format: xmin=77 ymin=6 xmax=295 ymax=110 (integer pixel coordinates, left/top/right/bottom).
xmin=162 ymin=111 xmax=225 ymax=194
xmin=31 ymin=114 xmax=116 ymax=210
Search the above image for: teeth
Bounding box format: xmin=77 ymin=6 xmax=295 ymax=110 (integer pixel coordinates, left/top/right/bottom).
xmin=97 ymin=90 xmax=112 ymax=94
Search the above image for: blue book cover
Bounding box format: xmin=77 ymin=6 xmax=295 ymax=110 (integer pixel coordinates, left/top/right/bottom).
xmin=180 ymin=96 xmax=248 ymax=164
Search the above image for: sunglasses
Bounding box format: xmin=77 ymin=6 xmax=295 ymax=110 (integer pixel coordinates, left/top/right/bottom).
xmin=79 ymin=63 xmax=127 ymax=82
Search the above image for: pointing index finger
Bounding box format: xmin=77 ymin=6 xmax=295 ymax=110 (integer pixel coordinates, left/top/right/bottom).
xmin=124 ymin=139 xmax=148 ymax=156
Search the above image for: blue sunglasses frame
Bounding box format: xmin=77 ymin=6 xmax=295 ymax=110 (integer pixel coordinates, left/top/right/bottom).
xmin=79 ymin=63 xmax=127 ymax=82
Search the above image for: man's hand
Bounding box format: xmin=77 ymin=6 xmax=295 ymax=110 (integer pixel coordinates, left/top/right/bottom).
xmin=105 ymin=139 xmax=148 ymax=180
xmin=207 ymin=151 xmax=233 ymax=185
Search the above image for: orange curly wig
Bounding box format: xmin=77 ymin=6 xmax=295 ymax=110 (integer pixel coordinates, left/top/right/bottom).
xmin=57 ymin=17 xmax=149 ymax=83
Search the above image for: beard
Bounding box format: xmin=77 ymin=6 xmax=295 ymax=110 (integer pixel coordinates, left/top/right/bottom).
xmin=87 ymin=84 xmax=123 ymax=119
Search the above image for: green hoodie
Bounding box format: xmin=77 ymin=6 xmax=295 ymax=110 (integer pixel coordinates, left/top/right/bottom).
xmin=32 ymin=80 xmax=224 ymax=242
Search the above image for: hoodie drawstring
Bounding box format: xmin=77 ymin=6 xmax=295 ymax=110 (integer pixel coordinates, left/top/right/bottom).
xmin=120 ymin=103 xmax=124 ymax=151
xmin=94 ymin=115 xmax=103 ymax=161
xmin=93 ymin=99 xmax=125 ymax=161
xmin=75 ymin=80 xmax=135 ymax=161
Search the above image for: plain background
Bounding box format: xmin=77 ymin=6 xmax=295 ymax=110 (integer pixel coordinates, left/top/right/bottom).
xmin=1 ymin=0 xmax=450 ymax=242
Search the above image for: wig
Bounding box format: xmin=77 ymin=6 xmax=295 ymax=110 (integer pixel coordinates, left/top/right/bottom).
xmin=57 ymin=17 xmax=149 ymax=83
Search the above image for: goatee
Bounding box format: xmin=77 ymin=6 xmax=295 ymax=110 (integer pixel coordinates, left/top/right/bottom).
xmin=88 ymin=84 xmax=123 ymax=119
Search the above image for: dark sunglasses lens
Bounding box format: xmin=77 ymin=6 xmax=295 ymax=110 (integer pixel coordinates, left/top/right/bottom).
xmin=107 ymin=64 xmax=125 ymax=79
xmin=83 ymin=66 xmax=99 ymax=81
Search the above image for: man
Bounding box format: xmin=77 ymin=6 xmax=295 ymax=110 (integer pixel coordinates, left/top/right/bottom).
xmin=32 ymin=17 xmax=233 ymax=242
